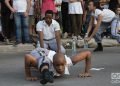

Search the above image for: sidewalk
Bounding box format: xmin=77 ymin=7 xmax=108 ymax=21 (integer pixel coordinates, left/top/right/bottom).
xmin=62 ymin=38 xmax=120 ymax=48
xmin=0 ymin=38 xmax=120 ymax=52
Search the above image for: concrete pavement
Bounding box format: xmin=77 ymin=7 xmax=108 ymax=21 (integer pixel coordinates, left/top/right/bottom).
xmin=0 ymin=47 xmax=120 ymax=86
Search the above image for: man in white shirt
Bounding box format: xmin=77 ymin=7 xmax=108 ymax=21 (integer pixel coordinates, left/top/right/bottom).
xmin=36 ymin=10 xmax=65 ymax=54
xmin=24 ymin=47 xmax=91 ymax=84
xmin=85 ymin=1 xmax=115 ymax=52
xmin=5 ymin=0 xmax=31 ymax=45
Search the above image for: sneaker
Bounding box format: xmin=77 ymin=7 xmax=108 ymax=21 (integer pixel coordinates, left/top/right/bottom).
xmin=77 ymin=35 xmax=83 ymax=40
xmin=63 ymin=32 xmax=68 ymax=39
xmin=4 ymin=38 xmax=10 ymax=44
xmin=13 ymin=42 xmax=23 ymax=47
xmin=40 ymin=69 xmax=54 ymax=85
xmin=93 ymin=43 xmax=103 ymax=52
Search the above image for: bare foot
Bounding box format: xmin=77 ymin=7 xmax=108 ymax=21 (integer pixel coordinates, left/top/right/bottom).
xmin=78 ymin=73 xmax=91 ymax=78
xmin=26 ymin=77 xmax=38 ymax=81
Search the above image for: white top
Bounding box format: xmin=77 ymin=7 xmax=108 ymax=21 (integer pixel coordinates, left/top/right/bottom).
xmin=13 ymin=0 xmax=27 ymax=12
xmin=111 ymin=18 xmax=120 ymax=36
xmin=91 ymin=9 xmax=115 ymax=23
xmin=36 ymin=19 xmax=60 ymax=40
xmin=47 ymin=50 xmax=73 ymax=75
xmin=29 ymin=0 xmax=34 ymax=15
xmin=54 ymin=0 xmax=62 ymax=12
xmin=69 ymin=2 xmax=83 ymax=14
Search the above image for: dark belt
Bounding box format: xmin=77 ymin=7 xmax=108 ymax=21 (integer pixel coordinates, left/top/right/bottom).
xmin=43 ymin=38 xmax=55 ymax=41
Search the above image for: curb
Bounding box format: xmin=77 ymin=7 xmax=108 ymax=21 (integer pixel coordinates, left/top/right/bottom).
xmin=0 ymin=39 xmax=120 ymax=52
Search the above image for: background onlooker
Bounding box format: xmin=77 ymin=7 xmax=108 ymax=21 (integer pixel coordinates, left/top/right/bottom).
xmin=0 ymin=0 xmax=14 ymax=43
xmin=34 ymin=0 xmax=41 ymax=23
xmin=29 ymin=0 xmax=35 ymax=36
xmin=111 ymin=5 xmax=120 ymax=43
xmin=41 ymin=0 xmax=57 ymax=18
xmin=85 ymin=1 xmax=115 ymax=52
xmin=69 ymin=0 xmax=83 ymax=39
xmin=61 ymin=0 xmax=72 ymax=38
xmin=0 ymin=4 xmax=6 ymax=42
xmin=5 ymin=0 xmax=31 ymax=45
xmin=54 ymin=0 xmax=62 ymax=28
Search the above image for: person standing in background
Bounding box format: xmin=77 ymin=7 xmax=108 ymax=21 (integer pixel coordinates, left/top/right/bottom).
xmin=0 ymin=0 xmax=14 ymax=43
xmin=29 ymin=0 xmax=35 ymax=36
xmin=34 ymin=0 xmax=41 ymax=23
xmin=0 ymin=3 xmax=6 ymax=42
xmin=61 ymin=0 xmax=72 ymax=38
xmin=5 ymin=0 xmax=31 ymax=45
xmin=41 ymin=0 xmax=57 ymax=18
xmin=111 ymin=5 xmax=120 ymax=43
xmin=54 ymin=0 xmax=62 ymax=28
xmin=69 ymin=0 xmax=83 ymax=39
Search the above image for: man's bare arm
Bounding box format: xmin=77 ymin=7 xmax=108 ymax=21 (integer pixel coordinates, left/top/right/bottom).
xmin=25 ymin=54 xmax=38 ymax=81
xmin=87 ymin=16 xmax=94 ymax=35
xmin=55 ymin=30 xmax=61 ymax=53
xmin=89 ymin=15 xmax=103 ymax=39
xmin=38 ymin=31 xmax=44 ymax=48
xmin=5 ymin=0 xmax=16 ymax=12
xmin=71 ymin=51 xmax=91 ymax=77
xmin=26 ymin=0 xmax=31 ymax=13
xmin=24 ymin=0 xmax=31 ymax=17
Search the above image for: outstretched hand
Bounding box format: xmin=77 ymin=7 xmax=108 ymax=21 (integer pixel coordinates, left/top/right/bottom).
xmin=84 ymin=37 xmax=91 ymax=42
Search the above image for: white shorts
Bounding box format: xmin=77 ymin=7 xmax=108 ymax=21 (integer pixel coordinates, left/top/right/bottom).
xmin=69 ymin=2 xmax=83 ymax=14
xmin=30 ymin=48 xmax=52 ymax=69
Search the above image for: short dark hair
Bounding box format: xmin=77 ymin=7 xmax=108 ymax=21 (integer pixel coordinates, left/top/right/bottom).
xmin=45 ymin=10 xmax=54 ymax=16
xmin=89 ymin=0 xmax=101 ymax=9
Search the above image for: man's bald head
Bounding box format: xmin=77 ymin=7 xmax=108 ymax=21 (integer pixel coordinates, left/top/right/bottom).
xmin=53 ymin=53 xmax=65 ymax=62
xmin=53 ymin=53 xmax=66 ymax=75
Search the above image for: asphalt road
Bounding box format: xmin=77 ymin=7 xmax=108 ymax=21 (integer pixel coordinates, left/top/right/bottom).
xmin=0 ymin=47 xmax=120 ymax=86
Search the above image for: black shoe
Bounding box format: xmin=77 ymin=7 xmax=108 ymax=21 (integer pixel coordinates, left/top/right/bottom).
xmin=13 ymin=41 xmax=22 ymax=47
xmin=40 ymin=69 xmax=54 ymax=85
xmin=93 ymin=43 xmax=103 ymax=52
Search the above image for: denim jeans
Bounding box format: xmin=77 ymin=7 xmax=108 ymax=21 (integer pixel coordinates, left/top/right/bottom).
xmin=94 ymin=22 xmax=110 ymax=43
xmin=38 ymin=39 xmax=66 ymax=54
xmin=14 ymin=12 xmax=30 ymax=43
